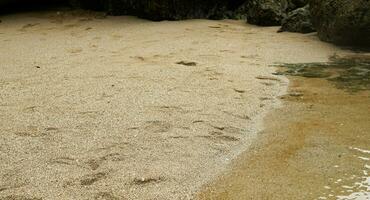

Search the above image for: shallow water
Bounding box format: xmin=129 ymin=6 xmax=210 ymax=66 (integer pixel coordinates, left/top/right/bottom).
xmin=198 ymin=55 xmax=370 ymax=200
xmin=275 ymin=55 xmax=370 ymax=92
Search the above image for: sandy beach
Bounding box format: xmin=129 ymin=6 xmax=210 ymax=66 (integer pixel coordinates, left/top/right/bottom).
xmin=0 ymin=10 xmax=349 ymax=199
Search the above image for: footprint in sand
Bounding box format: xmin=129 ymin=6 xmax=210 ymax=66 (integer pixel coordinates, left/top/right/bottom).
xmin=23 ymin=106 xmax=38 ymax=112
xmin=21 ymin=23 xmax=40 ymax=29
xmin=68 ymin=48 xmax=83 ymax=54
xmin=79 ymin=172 xmax=107 ymax=186
xmin=198 ymin=68 xmax=223 ymax=80
xmin=220 ymin=49 xmax=235 ymax=53
xmin=85 ymin=153 xmax=124 ymax=171
xmin=197 ymin=133 xmax=240 ymax=142
xmin=210 ymin=125 xmax=245 ymax=134
xmin=48 ymin=157 xmax=81 ymax=167
xmin=149 ymin=105 xmax=189 ymax=114
xmin=241 ymin=54 xmax=260 ymax=59
xmin=259 ymin=97 xmax=273 ymax=101
xmin=0 ymin=182 xmax=27 ymax=193
xmin=14 ymin=126 xmax=46 ymax=137
xmin=111 ymin=34 xmax=123 ymax=40
xmin=261 ymin=82 xmax=275 ymax=86
xmin=64 ymin=24 xmax=80 ymax=28
xmin=85 ymin=158 xmax=102 ymax=171
xmin=144 ymin=121 xmax=172 ymax=133
xmin=94 ymin=192 xmax=121 ymax=200
xmin=196 ymin=124 xmax=243 ymax=142
xmin=223 ymin=111 xmax=251 ymax=120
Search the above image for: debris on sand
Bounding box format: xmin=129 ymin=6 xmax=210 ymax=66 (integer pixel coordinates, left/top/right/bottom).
xmin=176 ymin=61 xmax=197 ymax=66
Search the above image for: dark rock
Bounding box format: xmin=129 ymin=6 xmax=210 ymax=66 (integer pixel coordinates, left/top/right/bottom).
xmin=245 ymin=0 xmax=288 ymax=26
xmin=0 ymin=0 xmax=11 ymax=6
xmin=287 ymin=0 xmax=307 ymax=11
xmin=0 ymin=0 xmax=70 ymax=13
xmin=310 ymin=0 xmax=370 ymax=46
xmin=69 ymin=0 xmax=249 ymax=20
xmin=279 ymin=5 xmax=315 ymax=33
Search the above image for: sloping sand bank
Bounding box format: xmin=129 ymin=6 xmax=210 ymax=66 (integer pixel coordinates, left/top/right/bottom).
xmin=0 ymin=10 xmax=347 ymax=199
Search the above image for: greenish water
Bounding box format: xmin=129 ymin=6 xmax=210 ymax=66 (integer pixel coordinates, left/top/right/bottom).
xmin=275 ymin=55 xmax=370 ymax=92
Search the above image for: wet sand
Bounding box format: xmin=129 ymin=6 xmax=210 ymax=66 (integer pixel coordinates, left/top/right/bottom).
xmin=0 ymin=10 xmax=351 ymax=199
xmin=198 ymin=56 xmax=370 ymax=199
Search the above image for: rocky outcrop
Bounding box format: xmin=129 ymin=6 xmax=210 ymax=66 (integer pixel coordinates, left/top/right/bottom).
xmin=245 ymin=0 xmax=288 ymax=26
xmin=69 ymin=0 xmax=248 ymax=20
xmin=67 ymin=0 xmax=306 ymax=26
xmin=310 ymin=0 xmax=370 ymax=46
xmin=69 ymin=0 xmax=306 ymax=23
xmin=279 ymin=5 xmax=315 ymax=33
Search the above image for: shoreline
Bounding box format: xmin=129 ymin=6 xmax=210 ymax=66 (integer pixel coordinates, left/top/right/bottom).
xmin=188 ymin=69 xmax=290 ymax=198
xmin=197 ymin=54 xmax=370 ymax=199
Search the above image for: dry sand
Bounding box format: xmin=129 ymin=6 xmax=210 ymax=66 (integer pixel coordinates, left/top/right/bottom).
xmin=0 ymin=10 xmax=348 ymax=200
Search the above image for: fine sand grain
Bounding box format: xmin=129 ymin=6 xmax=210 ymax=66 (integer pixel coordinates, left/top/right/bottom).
xmin=0 ymin=10 xmax=348 ymax=200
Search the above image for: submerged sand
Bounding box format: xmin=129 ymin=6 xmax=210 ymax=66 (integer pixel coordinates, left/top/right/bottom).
xmin=197 ymin=56 xmax=370 ymax=199
xmin=0 ymin=10 xmax=348 ymax=199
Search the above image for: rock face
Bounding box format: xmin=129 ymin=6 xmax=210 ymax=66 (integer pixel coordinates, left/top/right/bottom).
xmin=279 ymin=5 xmax=315 ymax=33
xmin=1 ymin=0 xmax=304 ymax=25
xmin=310 ymin=0 xmax=370 ymax=46
xmin=245 ymin=0 xmax=288 ymax=26
xmin=67 ymin=0 xmax=307 ymax=26
xmin=69 ymin=0 xmax=248 ymax=20
xmin=287 ymin=0 xmax=307 ymax=11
